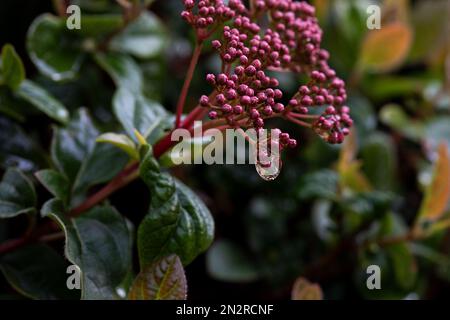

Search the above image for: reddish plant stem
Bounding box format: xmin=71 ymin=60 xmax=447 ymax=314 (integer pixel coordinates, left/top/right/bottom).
xmin=70 ymin=162 xmax=140 ymax=217
xmin=0 ymin=238 xmax=29 ymax=254
xmin=175 ymin=42 xmax=204 ymax=128
xmin=0 ymin=100 xmax=211 ymax=256
xmin=286 ymin=116 xmax=312 ymax=128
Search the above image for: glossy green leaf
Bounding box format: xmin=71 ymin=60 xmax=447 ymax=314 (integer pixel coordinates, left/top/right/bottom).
xmin=1 ymin=44 xmax=25 ymax=90
xmin=206 ymin=240 xmax=260 ymax=283
xmin=27 ymin=14 xmax=84 ymax=81
xmin=137 ymin=145 xmax=214 ymax=267
xmin=0 ymin=168 xmax=36 ymax=218
xmin=16 ymin=80 xmax=69 ymax=124
xmin=0 ymin=244 xmax=79 ymax=299
xmin=51 ymin=109 xmax=128 ymax=205
xmin=97 ymin=133 xmax=138 ymax=160
xmin=110 ymin=12 xmax=166 ymax=59
xmin=51 ymin=109 xmax=97 ymax=183
xmin=113 ymin=87 xmax=169 ymax=143
xmin=94 ymin=52 xmax=143 ymax=92
xmin=0 ymin=244 xmax=78 ymax=300
xmin=42 ymin=199 xmax=132 ymax=300
xmin=128 ymin=255 xmax=187 ymax=300
xmin=35 ymin=169 xmax=70 ymax=204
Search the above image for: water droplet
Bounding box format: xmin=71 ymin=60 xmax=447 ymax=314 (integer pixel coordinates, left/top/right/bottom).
xmin=254 ymin=143 xmax=282 ymax=181
xmin=255 ymin=159 xmax=282 ymax=181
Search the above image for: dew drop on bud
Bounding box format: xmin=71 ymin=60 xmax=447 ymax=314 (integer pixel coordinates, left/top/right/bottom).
xmin=254 ymin=142 xmax=282 ymax=181
xmin=255 ymin=160 xmax=282 ymax=181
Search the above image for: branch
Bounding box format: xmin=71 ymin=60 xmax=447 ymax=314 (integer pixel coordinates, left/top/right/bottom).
xmin=175 ymin=42 xmax=204 ymax=128
xmin=0 ymin=101 xmax=211 ymax=256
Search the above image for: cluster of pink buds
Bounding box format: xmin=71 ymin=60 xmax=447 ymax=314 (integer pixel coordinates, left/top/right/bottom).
xmin=182 ymin=0 xmax=246 ymax=39
xmin=182 ymin=0 xmax=352 ymax=148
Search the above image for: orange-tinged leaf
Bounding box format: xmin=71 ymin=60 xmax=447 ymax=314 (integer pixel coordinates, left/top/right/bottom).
xmin=417 ymin=143 xmax=450 ymax=222
xmin=291 ymin=277 xmax=323 ymax=300
xmin=359 ymin=22 xmax=413 ymax=73
xmin=128 ymin=255 xmax=187 ymax=300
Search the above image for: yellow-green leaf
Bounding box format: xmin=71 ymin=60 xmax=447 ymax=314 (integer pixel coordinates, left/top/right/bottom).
xmin=359 ymin=22 xmax=413 ymax=73
xmin=291 ymin=277 xmax=323 ymax=300
xmin=97 ymin=133 xmax=138 ymax=160
xmin=338 ymin=131 xmax=372 ymax=192
xmin=1 ymin=44 xmax=25 ymax=90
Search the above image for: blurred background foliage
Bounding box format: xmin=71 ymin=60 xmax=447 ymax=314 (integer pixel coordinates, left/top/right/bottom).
xmin=0 ymin=0 xmax=450 ymax=300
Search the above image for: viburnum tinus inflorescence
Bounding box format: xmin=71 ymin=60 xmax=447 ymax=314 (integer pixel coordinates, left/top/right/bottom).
xmin=180 ymin=0 xmax=352 ymax=153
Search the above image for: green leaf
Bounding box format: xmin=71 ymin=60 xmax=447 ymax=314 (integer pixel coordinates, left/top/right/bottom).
xmin=51 ymin=109 xmax=97 ymax=183
xmin=128 ymin=255 xmax=187 ymax=300
xmin=0 ymin=168 xmax=36 ymax=218
xmin=297 ymin=170 xmax=338 ymax=201
xmin=0 ymin=116 xmax=47 ymax=171
xmin=137 ymin=145 xmax=214 ymax=267
xmin=27 ymin=14 xmax=84 ymax=81
xmin=379 ymin=104 xmax=425 ymax=141
xmin=1 ymin=44 xmax=25 ymax=90
xmin=0 ymin=244 xmax=79 ymax=300
xmin=113 ymin=87 xmax=169 ymax=143
xmin=70 ymin=0 xmax=114 ymax=12
xmin=110 ymin=12 xmax=166 ymax=59
xmin=361 ymin=133 xmax=397 ymax=191
xmin=35 ymin=169 xmax=70 ymax=204
xmin=94 ymin=52 xmax=143 ymax=92
xmin=42 ymin=199 xmax=132 ymax=300
xmin=410 ymin=0 xmax=449 ymax=62
xmin=206 ymin=240 xmax=260 ymax=283
xmin=387 ymin=243 xmax=417 ymax=290
xmin=0 ymin=88 xmax=26 ymax=121
xmin=16 ymin=80 xmax=69 ymax=124
xmin=97 ymin=133 xmax=138 ymax=160
xmin=76 ymin=14 xmax=124 ymax=37
xmin=347 ymin=93 xmax=376 ymax=145
xmin=380 ymin=213 xmax=417 ymax=290
xmin=51 ymin=109 xmax=128 ymax=205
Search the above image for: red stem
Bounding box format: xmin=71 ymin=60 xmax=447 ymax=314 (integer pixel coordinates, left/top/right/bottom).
xmin=70 ymin=162 xmax=140 ymax=216
xmin=175 ymin=42 xmax=203 ymax=128
xmin=0 ymin=92 xmax=211 ymax=256
xmin=286 ymin=116 xmax=313 ymax=128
